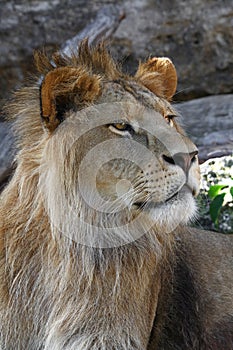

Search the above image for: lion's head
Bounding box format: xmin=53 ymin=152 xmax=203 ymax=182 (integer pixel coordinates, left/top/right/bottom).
xmin=5 ymin=40 xmax=200 ymax=248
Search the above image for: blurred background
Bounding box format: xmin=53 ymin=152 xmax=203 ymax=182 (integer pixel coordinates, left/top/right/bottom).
xmin=0 ymin=0 xmax=232 ymax=232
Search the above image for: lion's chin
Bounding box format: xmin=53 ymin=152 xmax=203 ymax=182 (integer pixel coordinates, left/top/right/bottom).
xmin=132 ymin=187 xmax=197 ymax=232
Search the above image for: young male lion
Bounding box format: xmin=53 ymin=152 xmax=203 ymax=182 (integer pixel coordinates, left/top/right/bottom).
xmin=0 ymin=40 xmax=232 ymax=349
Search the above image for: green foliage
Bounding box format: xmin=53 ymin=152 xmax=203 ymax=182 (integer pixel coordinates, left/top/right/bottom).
xmin=208 ymin=181 xmax=233 ymax=228
xmin=208 ymin=184 xmax=228 ymax=199
xmin=231 ymin=187 xmax=233 ymax=197
xmin=194 ymin=156 xmax=233 ymax=233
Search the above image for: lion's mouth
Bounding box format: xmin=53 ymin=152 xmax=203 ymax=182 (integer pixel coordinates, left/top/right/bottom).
xmin=133 ymin=192 xmax=178 ymax=209
xmin=165 ymin=191 xmax=179 ymax=202
xmin=133 ymin=185 xmax=193 ymax=209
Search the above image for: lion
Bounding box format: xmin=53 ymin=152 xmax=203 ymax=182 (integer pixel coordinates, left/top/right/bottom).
xmin=0 ymin=40 xmax=232 ymax=350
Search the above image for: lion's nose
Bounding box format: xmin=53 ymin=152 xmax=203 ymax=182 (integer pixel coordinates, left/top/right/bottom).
xmin=163 ymin=151 xmax=198 ymax=174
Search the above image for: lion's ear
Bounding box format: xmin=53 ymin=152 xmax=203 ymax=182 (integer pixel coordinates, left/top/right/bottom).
xmin=135 ymin=57 xmax=177 ymax=101
xmin=40 ymin=67 xmax=101 ymax=132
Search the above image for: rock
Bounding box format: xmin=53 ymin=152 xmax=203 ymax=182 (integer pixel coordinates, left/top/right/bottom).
xmin=112 ymin=0 xmax=233 ymax=100
xmin=61 ymin=5 xmax=125 ymax=57
xmin=0 ymin=1 xmax=122 ymax=109
xmin=0 ymin=122 xmax=15 ymax=190
xmin=177 ymin=95 xmax=233 ymax=162
xmin=0 ymin=0 xmax=233 ymax=109
xmin=0 ymin=123 xmax=14 ymax=174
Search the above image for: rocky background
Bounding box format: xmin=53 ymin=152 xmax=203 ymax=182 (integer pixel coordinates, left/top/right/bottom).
xmin=0 ymin=0 xmax=233 ymax=105
xmin=0 ymin=0 xmax=232 ymax=230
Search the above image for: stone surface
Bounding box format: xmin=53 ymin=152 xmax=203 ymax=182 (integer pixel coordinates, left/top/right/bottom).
xmin=177 ymin=95 xmax=233 ymax=161
xmin=112 ymin=0 xmax=233 ymax=100
xmin=0 ymin=122 xmax=15 ymax=190
xmin=0 ymin=0 xmax=120 ymax=108
xmin=0 ymin=123 xmax=14 ymax=174
xmin=0 ymin=0 xmax=233 ymax=109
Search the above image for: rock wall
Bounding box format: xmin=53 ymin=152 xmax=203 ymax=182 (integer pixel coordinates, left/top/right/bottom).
xmin=0 ymin=0 xmax=112 ymax=108
xmin=0 ymin=0 xmax=233 ymax=109
xmin=177 ymin=95 xmax=233 ymax=161
xmin=112 ymin=0 xmax=233 ymax=100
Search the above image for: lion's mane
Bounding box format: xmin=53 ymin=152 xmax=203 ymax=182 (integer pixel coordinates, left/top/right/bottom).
xmin=0 ymin=42 xmax=173 ymax=350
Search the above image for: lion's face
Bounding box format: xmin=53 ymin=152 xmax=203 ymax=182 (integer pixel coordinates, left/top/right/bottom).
xmin=83 ymin=85 xmax=198 ymax=218
xmin=36 ymin=45 xmax=200 ymax=246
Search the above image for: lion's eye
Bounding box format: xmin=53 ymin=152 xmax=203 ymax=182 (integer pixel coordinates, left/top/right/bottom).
xmin=113 ymin=123 xmax=131 ymax=131
xmin=164 ymin=115 xmax=176 ymax=127
xmin=109 ymin=123 xmax=134 ymax=136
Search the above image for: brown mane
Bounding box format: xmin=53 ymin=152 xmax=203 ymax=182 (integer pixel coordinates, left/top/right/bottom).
xmin=35 ymin=39 xmax=121 ymax=78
